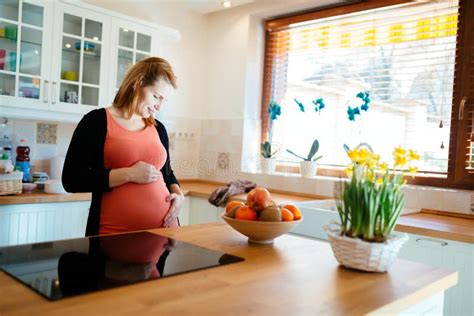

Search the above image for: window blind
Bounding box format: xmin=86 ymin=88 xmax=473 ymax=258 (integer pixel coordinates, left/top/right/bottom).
xmin=263 ymin=0 xmax=460 ymax=175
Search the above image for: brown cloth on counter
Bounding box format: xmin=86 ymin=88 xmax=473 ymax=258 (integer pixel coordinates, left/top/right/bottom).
xmin=208 ymin=180 xmax=257 ymax=207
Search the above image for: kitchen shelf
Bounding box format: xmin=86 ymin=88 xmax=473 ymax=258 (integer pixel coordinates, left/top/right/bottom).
xmin=62 ymin=48 xmax=100 ymax=58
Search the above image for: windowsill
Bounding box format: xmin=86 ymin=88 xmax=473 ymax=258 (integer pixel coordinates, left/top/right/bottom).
xmin=252 ymin=161 xmax=453 ymax=188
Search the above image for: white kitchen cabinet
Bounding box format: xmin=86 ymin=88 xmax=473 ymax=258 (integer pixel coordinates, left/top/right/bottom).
xmin=49 ymin=2 xmax=110 ymax=114
xmin=0 ymin=0 xmax=54 ymax=110
xmin=0 ymin=0 xmax=179 ymax=122
xmin=0 ymin=0 xmax=109 ymax=121
xmin=398 ymin=234 xmax=474 ymax=316
xmin=106 ymin=18 xmax=155 ymax=105
xmin=0 ymin=201 xmax=90 ymax=246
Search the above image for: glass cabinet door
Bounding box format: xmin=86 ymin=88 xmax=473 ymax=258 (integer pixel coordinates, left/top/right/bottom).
xmin=58 ymin=12 xmax=103 ymax=107
xmin=0 ymin=0 xmax=47 ymax=102
xmin=115 ymin=27 xmax=151 ymax=90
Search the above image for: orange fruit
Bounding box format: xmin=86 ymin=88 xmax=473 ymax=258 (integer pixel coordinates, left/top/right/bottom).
xmin=235 ymin=206 xmax=257 ymax=221
xmin=282 ymin=204 xmax=302 ymax=220
xmin=226 ymin=201 xmax=245 ymax=214
xmin=281 ymin=208 xmax=294 ymax=221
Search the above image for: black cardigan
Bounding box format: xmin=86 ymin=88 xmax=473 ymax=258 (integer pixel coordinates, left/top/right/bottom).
xmin=62 ymin=108 xmax=179 ymax=236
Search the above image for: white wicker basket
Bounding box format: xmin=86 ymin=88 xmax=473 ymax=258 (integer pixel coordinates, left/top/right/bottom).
xmin=323 ymin=222 xmax=408 ymax=272
xmin=0 ymin=171 xmax=23 ymax=195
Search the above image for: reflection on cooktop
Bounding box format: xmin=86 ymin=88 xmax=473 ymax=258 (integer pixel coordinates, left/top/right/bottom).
xmin=0 ymin=232 xmax=244 ymax=300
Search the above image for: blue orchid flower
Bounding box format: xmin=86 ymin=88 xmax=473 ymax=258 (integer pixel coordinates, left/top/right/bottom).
xmin=312 ymin=98 xmax=325 ymax=112
xmin=294 ymin=98 xmax=305 ymax=112
xmin=268 ymin=100 xmax=281 ymax=121
xmin=347 ymin=106 xmax=361 ymax=121
xmin=357 ymin=91 xmax=371 ymax=111
xmin=356 ymin=91 xmax=365 ymax=99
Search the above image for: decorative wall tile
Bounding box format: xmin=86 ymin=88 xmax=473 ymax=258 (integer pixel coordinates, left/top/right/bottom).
xmin=36 ymin=123 xmax=57 ymax=145
xmin=217 ymin=152 xmax=230 ymax=170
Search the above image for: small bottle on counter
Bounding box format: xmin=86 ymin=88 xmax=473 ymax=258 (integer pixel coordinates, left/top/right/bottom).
xmin=15 ymin=139 xmax=31 ymax=182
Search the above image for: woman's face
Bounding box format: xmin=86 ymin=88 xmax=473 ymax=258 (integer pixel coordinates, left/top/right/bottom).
xmin=136 ymin=78 xmax=173 ymax=119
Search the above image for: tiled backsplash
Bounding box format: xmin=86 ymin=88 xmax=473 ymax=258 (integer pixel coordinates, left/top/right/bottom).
xmin=2 ymin=118 xmax=75 ymax=174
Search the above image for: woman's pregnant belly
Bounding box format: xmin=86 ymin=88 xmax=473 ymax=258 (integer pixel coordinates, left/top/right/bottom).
xmin=100 ymin=180 xmax=173 ymax=234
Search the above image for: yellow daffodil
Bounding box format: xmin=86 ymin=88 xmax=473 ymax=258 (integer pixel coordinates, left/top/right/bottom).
xmin=378 ymin=162 xmax=388 ymax=172
xmin=347 ymin=149 xmax=360 ymax=163
xmin=407 ymin=166 xmax=418 ymax=178
xmin=392 ymin=146 xmax=406 ymax=158
xmin=370 ymin=153 xmax=380 ymax=162
xmin=394 ymin=155 xmax=407 ymax=167
xmin=359 ymin=148 xmax=370 ymax=163
xmin=376 ymin=178 xmax=384 ymax=186
xmin=408 ymin=166 xmax=418 ymax=173
xmin=408 ymin=149 xmax=420 ymax=161
xmin=345 ymin=163 xmax=354 ymax=177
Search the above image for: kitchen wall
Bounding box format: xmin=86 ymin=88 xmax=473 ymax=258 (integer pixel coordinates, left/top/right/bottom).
xmin=1 ymin=118 xmax=75 ymax=177
xmin=4 ymin=0 xmax=471 ymax=214
xmin=194 ymin=0 xmax=474 ymax=215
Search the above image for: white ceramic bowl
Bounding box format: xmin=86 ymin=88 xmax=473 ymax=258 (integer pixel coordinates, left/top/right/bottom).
xmin=221 ymin=212 xmax=303 ymax=244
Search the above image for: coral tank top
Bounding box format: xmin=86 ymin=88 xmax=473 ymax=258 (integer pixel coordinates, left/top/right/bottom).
xmin=99 ymin=109 xmax=176 ymax=234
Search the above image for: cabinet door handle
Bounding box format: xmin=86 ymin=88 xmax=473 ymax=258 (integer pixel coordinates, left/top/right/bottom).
xmin=415 ymin=238 xmax=448 ymax=247
xmin=51 ymin=81 xmax=57 ymax=104
xmin=43 ymin=80 xmax=49 ymax=103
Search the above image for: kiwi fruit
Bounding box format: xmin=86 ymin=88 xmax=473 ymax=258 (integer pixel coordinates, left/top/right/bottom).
xmin=227 ymin=205 xmax=241 ymax=218
xmin=258 ymin=206 xmax=282 ymax=222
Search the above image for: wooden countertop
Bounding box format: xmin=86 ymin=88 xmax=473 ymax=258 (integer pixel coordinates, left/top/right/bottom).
xmin=397 ymin=210 xmax=474 ymax=244
xmin=0 ymin=192 xmax=92 ymax=205
xmin=181 ymin=180 xmax=320 ymax=204
xmin=0 ymin=223 xmax=458 ymax=315
xmin=1 ymin=180 xmax=472 ymax=244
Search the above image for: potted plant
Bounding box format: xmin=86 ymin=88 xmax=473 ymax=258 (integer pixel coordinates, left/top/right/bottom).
xmin=260 ymin=100 xmax=281 ymax=174
xmin=286 ymin=139 xmax=322 ymax=178
xmin=324 ymin=144 xmax=420 ymax=272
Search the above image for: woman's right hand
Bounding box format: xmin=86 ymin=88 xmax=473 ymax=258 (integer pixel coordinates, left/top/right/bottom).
xmin=128 ymin=161 xmax=160 ymax=184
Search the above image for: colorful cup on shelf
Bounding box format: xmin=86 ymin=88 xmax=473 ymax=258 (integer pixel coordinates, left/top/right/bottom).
xmin=74 ymin=41 xmax=95 ymax=52
xmin=5 ymin=25 xmax=17 ymax=41
xmin=0 ymin=49 xmax=5 ymax=70
xmin=0 ymin=28 xmax=5 ymax=38
xmin=9 ymin=52 xmax=16 ymax=71
xmin=62 ymin=71 xmax=78 ymax=81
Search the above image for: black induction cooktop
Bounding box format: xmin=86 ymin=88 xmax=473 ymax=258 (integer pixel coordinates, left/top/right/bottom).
xmin=0 ymin=232 xmax=244 ymax=300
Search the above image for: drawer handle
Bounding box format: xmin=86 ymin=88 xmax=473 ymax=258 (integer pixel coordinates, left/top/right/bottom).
xmin=43 ymin=80 xmax=49 ymax=103
xmin=51 ymin=81 xmax=57 ymax=104
xmin=415 ymin=238 xmax=448 ymax=246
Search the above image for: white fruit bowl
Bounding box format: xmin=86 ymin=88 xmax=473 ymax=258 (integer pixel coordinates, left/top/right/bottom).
xmin=221 ymin=212 xmax=303 ymax=244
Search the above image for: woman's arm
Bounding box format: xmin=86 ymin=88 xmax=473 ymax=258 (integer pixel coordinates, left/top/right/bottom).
xmin=156 ymin=121 xmax=180 ymax=190
xmin=109 ymin=162 xmax=161 ymax=188
xmin=62 ymin=111 xmax=111 ymax=193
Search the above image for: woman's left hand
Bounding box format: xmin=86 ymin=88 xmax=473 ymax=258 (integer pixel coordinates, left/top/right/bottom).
xmin=163 ymin=193 xmax=185 ymax=227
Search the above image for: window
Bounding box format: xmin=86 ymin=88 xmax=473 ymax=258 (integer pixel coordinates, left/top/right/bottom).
xmin=261 ymin=0 xmax=474 ymax=188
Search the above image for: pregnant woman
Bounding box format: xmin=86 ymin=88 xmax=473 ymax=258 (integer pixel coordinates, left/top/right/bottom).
xmin=62 ymin=57 xmax=184 ymax=236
